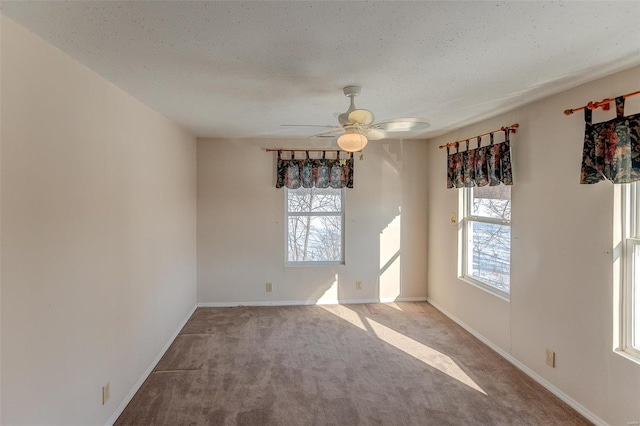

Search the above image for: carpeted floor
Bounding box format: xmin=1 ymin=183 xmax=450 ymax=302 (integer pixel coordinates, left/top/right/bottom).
xmin=115 ymin=302 xmax=590 ymax=425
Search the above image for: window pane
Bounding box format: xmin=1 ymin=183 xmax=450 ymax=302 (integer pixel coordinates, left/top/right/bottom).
xmin=468 ymin=221 xmax=511 ymax=293
xmin=472 ymin=185 xmax=511 ymax=220
xmin=288 ymin=215 xmax=342 ymax=262
xmin=633 ymin=243 xmax=640 ymax=349
xmin=288 ymin=187 xmax=342 ymax=213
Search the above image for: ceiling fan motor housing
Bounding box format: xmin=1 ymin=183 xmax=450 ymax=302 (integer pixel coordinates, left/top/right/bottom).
xmin=339 ymin=86 xmax=362 ymax=126
xmin=343 ymin=86 xmax=361 ymax=97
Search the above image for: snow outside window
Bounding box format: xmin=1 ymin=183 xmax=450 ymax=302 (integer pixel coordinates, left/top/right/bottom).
xmin=460 ymin=184 xmax=511 ymax=299
xmin=286 ymin=187 xmax=345 ymax=265
xmin=622 ymin=183 xmax=640 ymax=361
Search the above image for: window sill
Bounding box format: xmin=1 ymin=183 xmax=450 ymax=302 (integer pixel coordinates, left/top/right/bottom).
xmin=460 ymin=275 xmax=510 ymax=302
xmin=614 ymin=348 xmax=640 ymax=366
xmin=285 ymin=261 xmax=345 ymax=268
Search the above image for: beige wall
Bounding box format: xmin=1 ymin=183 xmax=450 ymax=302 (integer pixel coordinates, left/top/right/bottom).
xmin=426 ymin=65 xmax=640 ymax=425
xmin=1 ymin=16 xmax=197 ymax=425
xmin=0 ymin=14 xmax=3 ymax=423
xmin=3 ymin=10 xmax=637 ymax=426
xmin=197 ymin=138 xmax=428 ymax=305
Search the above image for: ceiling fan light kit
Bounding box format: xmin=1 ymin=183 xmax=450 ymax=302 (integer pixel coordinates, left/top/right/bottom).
xmin=337 ymin=131 xmax=368 ymax=153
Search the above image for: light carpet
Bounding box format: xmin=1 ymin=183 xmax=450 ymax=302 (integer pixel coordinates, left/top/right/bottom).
xmin=115 ymin=302 xmax=589 ymax=425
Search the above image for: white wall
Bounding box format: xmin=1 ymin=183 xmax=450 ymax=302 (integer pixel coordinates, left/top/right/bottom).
xmin=197 ymin=138 xmax=428 ymax=305
xmin=1 ymin=16 xmax=197 ymax=425
xmin=427 ymin=65 xmax=640 ymax=426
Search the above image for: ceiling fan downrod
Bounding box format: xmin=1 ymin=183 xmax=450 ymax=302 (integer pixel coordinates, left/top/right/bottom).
xmin=339 ymin=86 xmax=362 ymax=126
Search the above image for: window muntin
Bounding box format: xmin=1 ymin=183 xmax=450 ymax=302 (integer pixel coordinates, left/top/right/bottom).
xmin=286 ymin=187 xmax=344 ymax=265
xmin=461 ymin=184 xmax=511 ymax=298
xmin=622 ymin=183 xmax=640 ymax=359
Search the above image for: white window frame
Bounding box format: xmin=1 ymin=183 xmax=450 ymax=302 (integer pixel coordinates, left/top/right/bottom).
xmin=459 ymin=185 xmax=511 ymax=301
xmin=619 ymin=183 xmax=640 ymax=362
xmin=285 ymin=187 xmax=345 ymax=267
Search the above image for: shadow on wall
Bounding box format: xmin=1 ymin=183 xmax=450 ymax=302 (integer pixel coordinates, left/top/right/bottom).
xmin=293 ymin=140 xmax=407 ymax=305
xmin=377 ymin=141 xmax=403 ymax=302
xmin=379 ymin=210 xmax=401 ymax=301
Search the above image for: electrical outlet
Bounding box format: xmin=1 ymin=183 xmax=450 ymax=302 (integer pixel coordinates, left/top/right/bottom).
xmin=266 ymin=282 xmax=272 ymax=292
xmin=102 ymin=382 xmax=110 ymax=405
xmin=450 ymin=212 xmax=457 ymax=224
xmin=356 ymin=281 xmax=362 ymax=290
xmin=545 ymin=349 xmax=555 ymax=367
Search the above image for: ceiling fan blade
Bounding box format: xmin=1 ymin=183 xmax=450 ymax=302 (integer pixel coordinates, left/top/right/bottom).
xmin=281 ymin=124 xmax=339 ymax=128
xmin=309 ymin=128 xmax=345 ymax=138
xmin=348 ymin=109 xmax=375 ymax=125
xmin=374 ymin=118 xmax=430 ymax=132
xmin=364 ymin=128 xmax=386 ymax=140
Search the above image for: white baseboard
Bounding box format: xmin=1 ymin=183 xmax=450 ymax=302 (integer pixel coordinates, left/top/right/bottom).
xmin=105 ymin=304 xmax=198 ymax=426
xmin=197 ymin=296 xmax=427 ymax=308
xmin=426 ymin=298 xmax=608 ymax=426
xmin=384 ymin=296 xmax=427 ymax=302
xmin=105 ymin=298 xmax=604 ymax=425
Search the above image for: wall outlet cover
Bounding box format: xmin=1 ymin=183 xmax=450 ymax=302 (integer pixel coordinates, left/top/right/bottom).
xmin=545 ymin=349 xmax=555 ymax=368
xmin=102 ymin=382 xmax=110 ymax=405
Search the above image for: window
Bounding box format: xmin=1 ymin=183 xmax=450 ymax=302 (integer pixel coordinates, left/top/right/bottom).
xmin=460 ymin=184 xmax=511 ymax=298
xmin=621 ymin=183 xmax=640 ymax=360
xmin=286 ymin=187 xmax=344 ymax=265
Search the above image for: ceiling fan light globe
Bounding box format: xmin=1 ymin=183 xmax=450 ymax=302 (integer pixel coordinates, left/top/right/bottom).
xmin=337 ymin=133 xmax=368 ymax=152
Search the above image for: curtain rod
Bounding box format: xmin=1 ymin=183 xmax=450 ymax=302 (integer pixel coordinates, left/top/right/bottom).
xmin=564 ymin=90 xmax=640 ymax=116
xmin=265 ymin=148 xmax=343 ymax=153
xmin=438 ymin=123 xmax=519 ymax=150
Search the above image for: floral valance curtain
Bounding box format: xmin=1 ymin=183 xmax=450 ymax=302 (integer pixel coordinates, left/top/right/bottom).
xmin=446 ymin=131 xmax=513 ymax=189
xmin=580 ymin=96 xmax=640 ymax=184
xmin=276 ymin=150 xmax=354 ymax=189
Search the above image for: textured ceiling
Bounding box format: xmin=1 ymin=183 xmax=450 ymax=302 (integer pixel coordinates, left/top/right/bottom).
xmin=2 ymin=1 xmax=639 ymax=139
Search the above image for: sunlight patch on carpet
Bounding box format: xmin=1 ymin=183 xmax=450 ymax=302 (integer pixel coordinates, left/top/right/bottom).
xmin=320 ymin=305 xmax=487 ymax=395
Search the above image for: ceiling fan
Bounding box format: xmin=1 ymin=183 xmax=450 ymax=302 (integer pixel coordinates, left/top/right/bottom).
xmin=282 ymin=86 xmax=430 ymax=152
